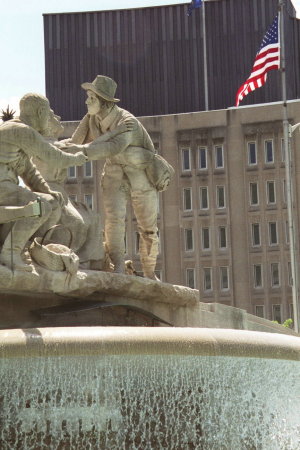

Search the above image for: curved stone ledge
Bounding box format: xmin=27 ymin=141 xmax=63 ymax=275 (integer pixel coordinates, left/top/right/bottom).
xmin=1 ymin=327 xmax=300 ymax=361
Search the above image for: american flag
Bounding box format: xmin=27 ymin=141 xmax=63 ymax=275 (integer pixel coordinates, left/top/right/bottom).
xmin=235 ymin=15 xmax=280 ymax=107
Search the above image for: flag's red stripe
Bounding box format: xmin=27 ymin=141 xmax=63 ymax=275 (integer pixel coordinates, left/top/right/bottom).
xmin=246 ymin=64 xmax=280 ymax=84
xmin=253 ymin=57 xmax=280 ymax=73
xmin=254 ymin=46 xmax=279 ymax=62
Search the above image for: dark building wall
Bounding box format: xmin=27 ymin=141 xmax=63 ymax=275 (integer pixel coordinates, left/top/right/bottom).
xmin=44 ymin=0 xmax=299 ymax=121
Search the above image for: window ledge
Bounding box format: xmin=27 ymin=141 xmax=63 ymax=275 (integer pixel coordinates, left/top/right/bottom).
xmin=66 ymin=179 xmax=78 ymax=184
xmin=219 ymin=291 xmax=231 ymax=297
xmin=181 ymin=173 xmax=192 ymax=178
xmin=202 ymin=292 xmax=214 ymax=297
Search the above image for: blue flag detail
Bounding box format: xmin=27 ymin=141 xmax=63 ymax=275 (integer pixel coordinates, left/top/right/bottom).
xmin=187 ymin=0 xmax=203 ymax=16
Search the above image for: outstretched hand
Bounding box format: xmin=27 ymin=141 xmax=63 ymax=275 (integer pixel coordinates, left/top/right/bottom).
xmin=48 ymin=190 xmax=65 ymax=207
xmin=59 ymin=143 xmax=85 ymax=153
xmin=55 ymin=138 xmax=71 ymax=147
xmin=116 ymin=119 xmax=135 ymax=134
xmin=73 ymin=151 xmax=88 ymax=166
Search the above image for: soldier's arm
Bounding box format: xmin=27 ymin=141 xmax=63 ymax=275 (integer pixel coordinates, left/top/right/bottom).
xmin=96 ymin=121 xmax=134 ymax=143
xmin=13 ymin=126 xmax=87 ymax=168
xmin=83 ymin=130 xmax=133 ymax=160
xmin=57 ymin=127 xmax=135 ymax=161
xmin=17 ymin=154 xmax=53 ymax=194
xmin=18 ymin=156 xmax=65 ymax=205
xmin=84 ymin=115 xmax=137 ymax=160
xmin=56 ymin=124 xmax=130 ymax=155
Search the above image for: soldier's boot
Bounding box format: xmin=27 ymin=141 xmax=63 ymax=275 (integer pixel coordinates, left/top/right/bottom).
xmin=105 ymin=226 xmax=126 ymax=274
xmin=109 ymin=250 xmax=126 ymax=274
xmin=139 ymin=231 xmax=160 ymax=281
xmin=112 ymin=258 xmax=126 ymax=274
xmin=143 ymin=267 xmax=160 ymax=281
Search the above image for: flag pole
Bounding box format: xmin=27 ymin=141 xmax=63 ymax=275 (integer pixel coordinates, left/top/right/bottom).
xmin=202 ymin=0 xmax=209 ymax=110
xmin=279 ymin=0 xmax=300 ymax=333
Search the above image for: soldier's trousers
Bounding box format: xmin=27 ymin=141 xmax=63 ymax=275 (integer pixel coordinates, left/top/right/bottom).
xmin=102 ymin=164 xmax=159 ymax=274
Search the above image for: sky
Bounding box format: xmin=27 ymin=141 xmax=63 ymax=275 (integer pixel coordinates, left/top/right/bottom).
xmin=0 ymin=0 xmax=300 ymax=116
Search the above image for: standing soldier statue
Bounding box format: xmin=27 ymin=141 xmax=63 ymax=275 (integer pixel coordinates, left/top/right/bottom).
xmin=66 ymin=75 xmax=173 ymax=280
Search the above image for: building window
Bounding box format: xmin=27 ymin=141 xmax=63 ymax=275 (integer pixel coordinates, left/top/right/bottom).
xmin=253 ymin=264 xmax=263 ymax=288
xmin=198 ymin=147 xmax=207 ymax=170
xmin=84 ymin=161 xmax=93 ymax=177
xmin=183 ymin=188 xmax=192 ymax=211
xmin=282 ymin=179 xmax=287 ymax=203
xmin=219 ymin=226 xmax=227 ymax=249
xmin=215 ymin=146 xmax=224 ymax=168
xmin=281 ymin=138 xmax=285 ymax=162
xmin=203 ymin=267 xmax=212 ymax=292
xmin=272 ymin=304 xmax=282 ymax=323
xmin=202 ymin=227 xmax=210 ymax=250
xmin=255 ymin=305 xmax=265 ymax=318
xmin=285 ymin=221 xmax=290 ymax=244
xmin=265 ymin=140 xmax=274 ymax=164
xmin=216 ymin=185 xmax=225 ymax=208
xmin=252 ymin=223 xmax=261 ymax=246
xmin=135 ymin=232 xmax=140 ymax=254
xmin=67 ymin=166 xmax=76 ymax=178
xmin=271 ymin=262 xmax=280 ymax=287
xmin=84 ymin=194 xmax=93 ymax=210
xmin=250 ymin=182 xmax=259 ymax=206
xmin=220 ymin=266 xmax=229 ymax=291
xmin=69 ymin=194 xmax=77 ymax=202
xmin=200 ymin=187 xmax=209 ymax=210
xmin=247 ymin=142 xmax=257 ymax=165
xmin=184 ymin=228 xmax=194 ymax=251
xmin=266 ymin=181 xmax=276 ymax=205
xmin=186 ymin=268 xmax=195 ymax=289
xmin=269 ymin=222 xmax=278 ymax=245
xmin=182 ymin=148 xmax=191 ymax=171
xmin=288 ymin=262 xmax=292 ymax=286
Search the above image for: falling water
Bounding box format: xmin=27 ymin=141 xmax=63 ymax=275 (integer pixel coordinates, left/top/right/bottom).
xmin=1 ymin=354 xmax=299 ymax=449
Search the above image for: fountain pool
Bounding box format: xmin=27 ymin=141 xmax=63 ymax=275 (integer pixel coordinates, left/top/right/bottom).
xmin=0 ymin=327 xmax=299 ymax=449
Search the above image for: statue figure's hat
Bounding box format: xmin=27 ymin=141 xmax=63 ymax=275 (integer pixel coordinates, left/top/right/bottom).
xmin=81 ymin=75 xmax=120 ymax=102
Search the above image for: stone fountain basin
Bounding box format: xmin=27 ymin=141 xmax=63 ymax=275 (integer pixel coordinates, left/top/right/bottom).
xmin=1 ymin=327 xmax=300 ymax=359
xmin=1 ymin=328 xmax=300 ymax=449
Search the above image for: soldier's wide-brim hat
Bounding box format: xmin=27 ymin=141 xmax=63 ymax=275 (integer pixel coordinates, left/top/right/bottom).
xmin=81 ymin=75 xmax=120 ymax=102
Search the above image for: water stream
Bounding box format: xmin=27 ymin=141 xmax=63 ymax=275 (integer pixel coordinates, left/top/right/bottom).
xmin=1 ymin=354 xmax=299 ymax=449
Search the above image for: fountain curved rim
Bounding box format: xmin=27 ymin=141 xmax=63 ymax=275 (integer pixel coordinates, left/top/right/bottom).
xmin=0 ymin=327 xmax=299 ymax=361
